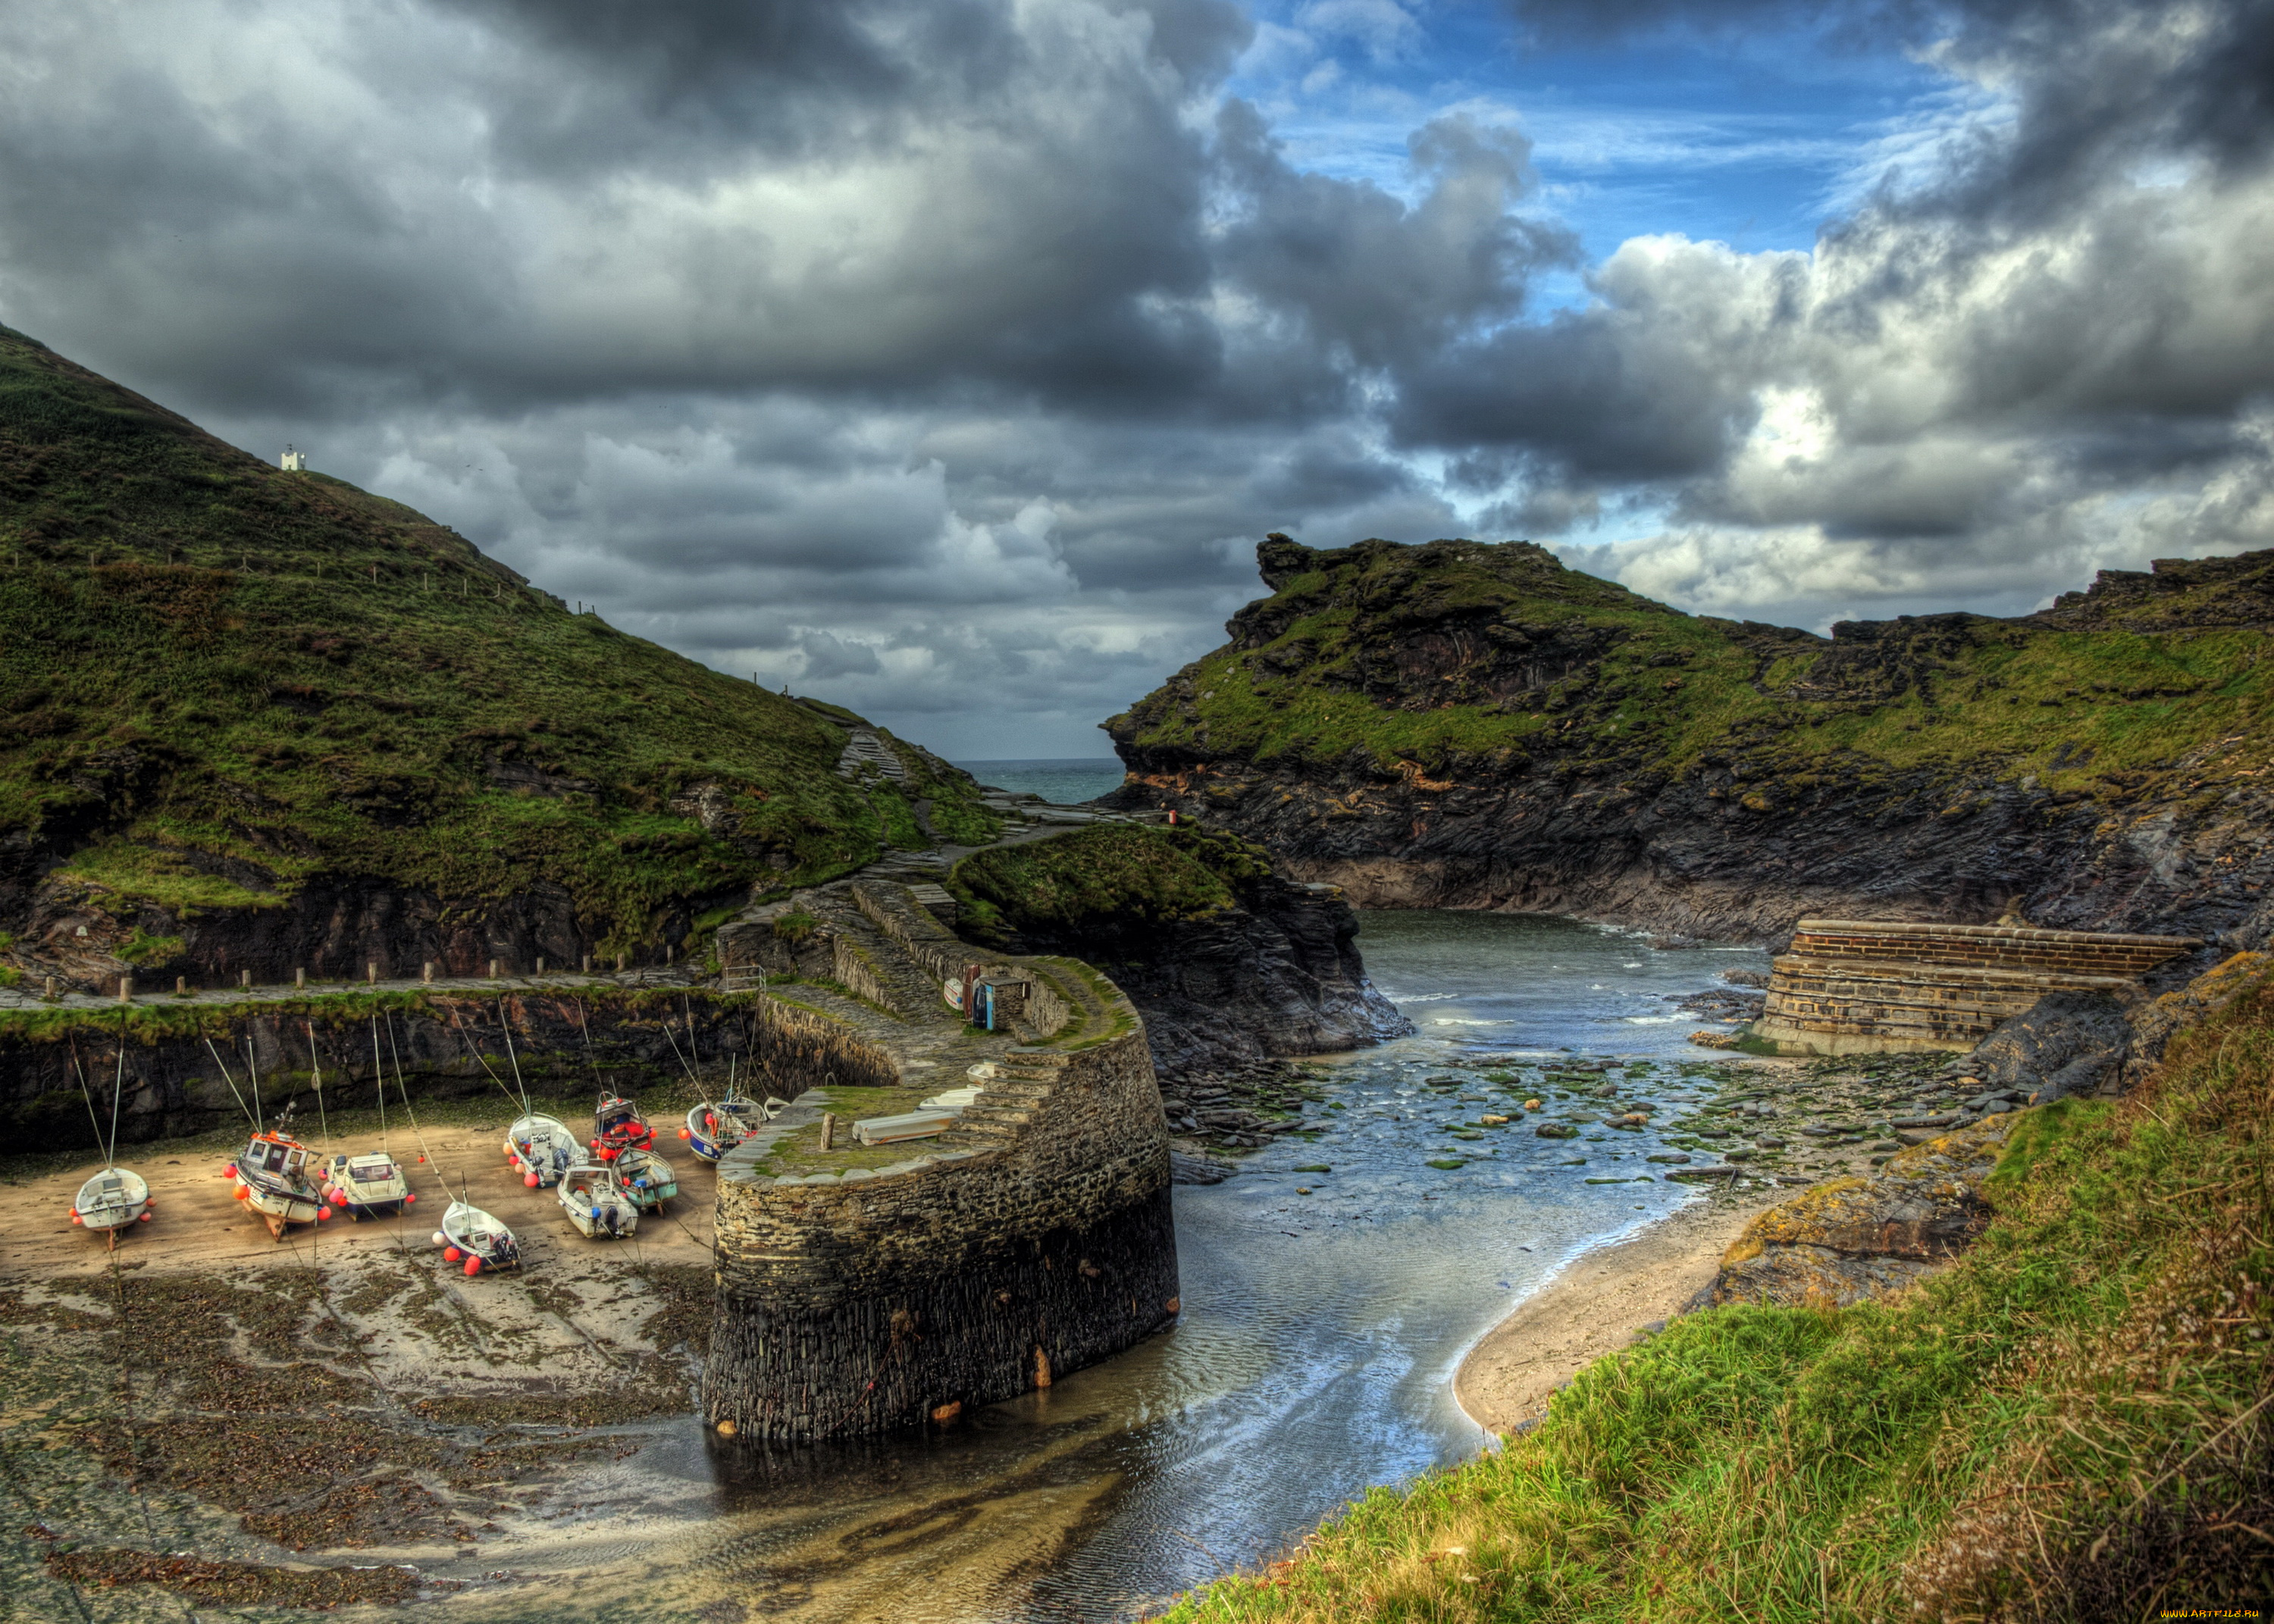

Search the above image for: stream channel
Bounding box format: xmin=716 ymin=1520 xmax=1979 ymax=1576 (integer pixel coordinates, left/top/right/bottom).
xmin=460 ymin=911 xmax=1771 ymax=1622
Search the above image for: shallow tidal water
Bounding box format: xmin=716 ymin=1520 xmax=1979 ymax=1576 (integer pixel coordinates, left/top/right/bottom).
xmin=441 ymin=912 xmax=1770 ymax=1622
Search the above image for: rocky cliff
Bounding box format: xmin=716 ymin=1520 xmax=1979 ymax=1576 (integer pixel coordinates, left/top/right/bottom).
xmin=1104 ymin=534 xmax=2274 ymax=947
xmin=0 ymin=327 xmax=998 ymax=993
xmin=945 ymin=823 xmax=1411 ymax=1089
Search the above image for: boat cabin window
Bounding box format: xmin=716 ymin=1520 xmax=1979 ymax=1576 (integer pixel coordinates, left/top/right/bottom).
xmin=349 ymin=1162 xmax=390 ymax=1183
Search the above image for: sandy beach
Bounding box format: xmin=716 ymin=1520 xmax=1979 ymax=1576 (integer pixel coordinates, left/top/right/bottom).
xmin=1454 ymin=1191 xmax=1779 ymax=1435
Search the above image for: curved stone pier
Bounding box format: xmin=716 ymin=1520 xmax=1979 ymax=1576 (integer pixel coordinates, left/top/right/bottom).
xmin=703 ymin=884 xmax=1180 ymax=1443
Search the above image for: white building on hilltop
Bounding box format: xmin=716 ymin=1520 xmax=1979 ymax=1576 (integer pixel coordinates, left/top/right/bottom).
xmin=280 ymin=444 xmax=306 ymax=471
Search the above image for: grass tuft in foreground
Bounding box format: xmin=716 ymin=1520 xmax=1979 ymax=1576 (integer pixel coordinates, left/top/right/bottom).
xmin=1160 ymin=972 xmax=2274 ymax=1621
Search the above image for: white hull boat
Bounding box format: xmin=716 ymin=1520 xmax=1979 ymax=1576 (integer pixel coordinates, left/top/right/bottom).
xmin=72 ymin=1167 xmax=150 ymax=1247
xmin=558 ymin=1161 xmax=640 ymax=1239
xmin=434 ymin=1200 xmax=519 ymax=1276
xmin=230 ymin=1131 xmax=328 ymax=1241
xmin=505 ymin=1112 xmax=577 ymax=1188
xmin=614 ymin=1145 xmax=678 ymax=1210
xmin=321 ymin=1151 xmax=412 ymax=1219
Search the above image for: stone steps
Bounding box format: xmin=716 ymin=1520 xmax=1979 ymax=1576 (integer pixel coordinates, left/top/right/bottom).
xmin=833 ymin=728 xmax=907 ymax=781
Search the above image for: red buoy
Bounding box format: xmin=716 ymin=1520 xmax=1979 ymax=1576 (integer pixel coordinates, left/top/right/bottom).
xmin=316 ymin=1207 xmax=330 ymax=1221
xmin=139 ymin=1212 xmax=152 ymax=1222
xmin=233 ymin=1185 xmax=251 ymax=1201
xmin=443 ymin=1246 xmax=462 ymax=1263
xmin=224 ymin=1166 xmax=239 ymax=1181
xmin=464 ymin=1256 xmax=482 ymax=1277
xmin=524 ymin=1172 xmax=539 ymax=1188
xmin=331 ymin=1190 xmax=348 ymax=1206
xmin=403 ymin=1193 xmax=415 ymax=1203
xmin=70 ymin=1212 xmax=83 ymax=1224
xmin=678 ymin=1128 xmax=692 ymax=1140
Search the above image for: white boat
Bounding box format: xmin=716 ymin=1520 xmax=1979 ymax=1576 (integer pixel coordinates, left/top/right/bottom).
xmin=504 ymin=1112 xmax=578 ymax=1188
xmin=558 ymin=1160 xmax=640 ymax=1239
xmin=72 ymin=1167 xmax=150 ymax=1247
xmin=70 ymin=1043 xmax=151 ymax=1248
xmin=320 ymin=1151 xmax=412 ymax=1219
xmin=230 ymin=1130 xmax=328 ymax=1241
xmin=614 ymin=1144 xmax=679 ymax=1210
xmin=433 ymin=1200 xmax=519 ymax=1276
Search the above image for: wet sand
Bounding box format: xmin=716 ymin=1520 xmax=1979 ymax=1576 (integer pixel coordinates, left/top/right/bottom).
xmin=1453 ymin=1193 xmax=1780 ymax=1435
xmin=0 ymin=1116 xmax=713 ymax=1279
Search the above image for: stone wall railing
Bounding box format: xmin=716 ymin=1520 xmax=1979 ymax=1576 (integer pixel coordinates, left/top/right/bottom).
xmin=847 ymin=881 xmax=1071 ymax=1039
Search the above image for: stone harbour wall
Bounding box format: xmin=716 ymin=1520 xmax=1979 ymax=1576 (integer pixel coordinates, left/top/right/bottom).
xmin=703 ymin=1022 xmax=1179 ymax=1444
xmin=0 ymin=982 xmax=880 ymax=1150
xmin=1756 ymin=919 xmax=2200 ymax=1054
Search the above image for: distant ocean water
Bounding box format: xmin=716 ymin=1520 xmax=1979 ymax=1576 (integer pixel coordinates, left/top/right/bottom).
xmin=954 ymin=757 xmax=1127 ymax=805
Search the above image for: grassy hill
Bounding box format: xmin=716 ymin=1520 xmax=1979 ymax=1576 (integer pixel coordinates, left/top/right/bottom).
xmin=1104 ymin=534 xmax=2274 ymax=939
xmin=1113 ymin=533 xmax=2274 ymax=796
xmin=0 ymin=325 xmax=994 ymax=985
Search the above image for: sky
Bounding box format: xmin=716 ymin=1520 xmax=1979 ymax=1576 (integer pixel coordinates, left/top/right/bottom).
xmin=3 ymin=0 xmax=2271 ymax=758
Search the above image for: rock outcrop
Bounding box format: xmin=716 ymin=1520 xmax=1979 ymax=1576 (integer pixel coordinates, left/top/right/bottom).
xmin=1017 ymin=871 xmax=1412 ymax=1083
xmin=956 ymin=840 xmax=1411 ymax=1088
xmin=1104 ymin=535 xmax=2274 ymax=946
xmin=1701 ymin=1116 xmax=2015 ymax=1308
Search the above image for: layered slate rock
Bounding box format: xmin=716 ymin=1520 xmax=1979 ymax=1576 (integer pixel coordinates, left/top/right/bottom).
xmin=1103 ymin=535 xmax=2274 ymax=946
xmin=1702 ymin=1116 xmax=2016 ymax=1309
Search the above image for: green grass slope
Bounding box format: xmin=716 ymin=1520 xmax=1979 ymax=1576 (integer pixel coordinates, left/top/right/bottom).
xmin=1109 ymin=534 xmax=2274 ymax=806
xmin=0 ymin=325 xmax=994 ymax=978
xmin=1164 ymin=957 xmax=2274 ymax=1621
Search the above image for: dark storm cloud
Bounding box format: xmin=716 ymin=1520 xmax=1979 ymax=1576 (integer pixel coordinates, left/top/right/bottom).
xmin=1214 ymin=102 xmax=1580 ymax=373
xmin=0 ymin=0 xmax=1257 ymax=417
xmin=3 ymin=0 xmax=2270 ymax=749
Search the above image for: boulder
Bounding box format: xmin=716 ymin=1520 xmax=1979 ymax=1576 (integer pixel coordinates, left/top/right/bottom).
xmin=1969 ymin=988 xmax=2136 ymax=1103
xmin=1698 ymin=1116 xmax=2016 ymax=1309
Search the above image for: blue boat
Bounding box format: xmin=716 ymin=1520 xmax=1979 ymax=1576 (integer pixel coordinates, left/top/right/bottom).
xmin=681 ymin=1090 xmax=775 ymax=1161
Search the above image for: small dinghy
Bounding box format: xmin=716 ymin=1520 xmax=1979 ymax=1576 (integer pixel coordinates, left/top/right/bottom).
xmin=590 ymin=1094 xmax=655 ymax=1160
xmin=69 ymin=1041 xmax=152 ymax=1248
xmin=558 ymin=1159 xmax=640 ymax=1239
xmin=230 ymin=1129 xmax=328 ymax=1241
xmin=613 ymin=1144 xmax=679 ymax=1210
xmin=505 ymin=1112 xmax=578 ymax=1188
xmin=73 ymin=1167 xmax=150 ymax=1247
xmin=433 ymin=1199 xmax=519 ymax=1276
xmin=321 ymin=1151 xmax=412 ymax=1220
xmin=680 ymin=1090 xmax=769 ymax=1161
